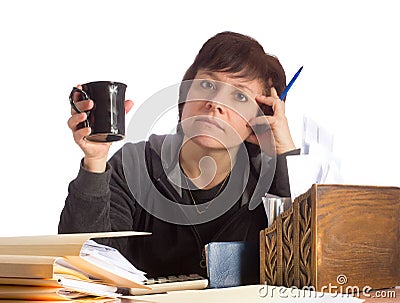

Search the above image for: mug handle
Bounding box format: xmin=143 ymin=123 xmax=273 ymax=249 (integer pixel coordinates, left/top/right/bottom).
xmin=69 ymin=87 xmax=90 ymax=128
xmin=69 ymin=87 xmax=89 ymax=113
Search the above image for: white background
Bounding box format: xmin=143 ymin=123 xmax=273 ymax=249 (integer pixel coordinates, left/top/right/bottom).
xmin=0 ymin=0 xmax=399 ymax=236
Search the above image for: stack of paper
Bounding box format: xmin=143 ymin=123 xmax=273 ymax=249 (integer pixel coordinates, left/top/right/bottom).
xmin=287 ymin=116 xmax=343 ymax=201
xmin=0 ymin=231 xmax=150 ymax=302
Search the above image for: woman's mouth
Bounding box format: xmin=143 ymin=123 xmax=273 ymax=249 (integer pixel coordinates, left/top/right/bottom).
xmin=195 ymin=116 xmax=224 ymax=131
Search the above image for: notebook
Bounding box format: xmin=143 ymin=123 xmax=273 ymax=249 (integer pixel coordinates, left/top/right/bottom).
xmin=205 ymin=241 xmax=259 ymax=288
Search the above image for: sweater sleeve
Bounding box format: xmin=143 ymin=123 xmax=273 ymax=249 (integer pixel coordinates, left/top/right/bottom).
xmin=268 ymin=148 xmax=301 ymax=197
xmin=58 ymin=149 xmax=136 ymax=235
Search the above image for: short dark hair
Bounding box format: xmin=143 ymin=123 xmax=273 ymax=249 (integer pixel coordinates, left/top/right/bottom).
xmin=178 ymin=31 xmax=287 ymax=122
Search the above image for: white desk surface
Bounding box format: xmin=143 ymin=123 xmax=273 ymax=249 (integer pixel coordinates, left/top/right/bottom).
xmin=122 ymin=284 xmax=364 ymax=303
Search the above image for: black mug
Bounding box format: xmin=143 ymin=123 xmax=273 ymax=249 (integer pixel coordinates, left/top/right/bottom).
xmin=69 ymin=81 xmax=127 ymax=142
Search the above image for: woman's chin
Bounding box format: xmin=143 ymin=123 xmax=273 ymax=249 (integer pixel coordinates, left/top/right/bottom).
xmin=190 ymin=135 xmax=226 ymax=150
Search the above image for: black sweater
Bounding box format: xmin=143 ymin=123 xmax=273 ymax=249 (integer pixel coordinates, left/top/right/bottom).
xmin=59 ymin=134 xmax=299 ymax=277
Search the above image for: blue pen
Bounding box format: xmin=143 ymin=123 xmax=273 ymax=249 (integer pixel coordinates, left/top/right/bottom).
xmin=280 ymin=66 xmax=303 ymax=100
xmin=253 ymin=65 xmax=303 ymax=135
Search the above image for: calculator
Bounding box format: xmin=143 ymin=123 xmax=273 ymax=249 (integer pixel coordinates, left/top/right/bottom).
xmin=130 ymin=274 xmax=209 ymax=295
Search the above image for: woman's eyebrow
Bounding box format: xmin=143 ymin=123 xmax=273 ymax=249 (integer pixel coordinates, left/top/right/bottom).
xmin=234 ymin=83 xmax=255 ymax=95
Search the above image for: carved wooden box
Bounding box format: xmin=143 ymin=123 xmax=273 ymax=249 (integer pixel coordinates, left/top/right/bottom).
xmin=260 ymin=184 xmax=400 ymax=291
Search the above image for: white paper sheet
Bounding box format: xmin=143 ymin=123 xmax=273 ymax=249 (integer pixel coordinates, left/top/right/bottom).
xmin=287 ymin=116 xmax=343 ymax=201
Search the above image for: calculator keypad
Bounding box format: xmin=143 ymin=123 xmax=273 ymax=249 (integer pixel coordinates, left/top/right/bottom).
xmin=144 ymin=274 xmax=205 ymax=285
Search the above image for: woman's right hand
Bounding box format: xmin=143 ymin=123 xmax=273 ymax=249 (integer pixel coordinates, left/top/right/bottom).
xmin=67 ymin=86 xmax=134 ymax=173
xmin=67 ymin=98 xmax=111 ymax=173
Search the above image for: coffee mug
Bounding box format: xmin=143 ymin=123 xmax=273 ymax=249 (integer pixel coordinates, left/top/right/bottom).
xmin=69 ymin=81 xmax=127 ymax=142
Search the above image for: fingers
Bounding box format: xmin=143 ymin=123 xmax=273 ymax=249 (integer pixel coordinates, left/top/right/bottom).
xmin=68 ymin=110 xmax=91 ymax=148
xmin=270 ymin=87 xmax=279 ymax=99
xmin=67 ymin=112 xmax=87 ymax=131
xmin=250 ymin=87 xmax=295 ymax=155
xmin=249 ymin=86 xmax=287 ymax=137
xmin=67 ymin=112 xmax=91 ymax=146
xmin=255 ymin=87 xmax=285 ymax=117
xmin=70 ymin=99 xmax=132 ymax=115
xmin=255 ymin=88 xmax=281 ymax=106
xmin=124 ymin=100 xmax=134 ymax=114
xmin=70 ymin=99 xmax=93 ymax=115
xmin=73 ymin=127 xmax=91 ymax=146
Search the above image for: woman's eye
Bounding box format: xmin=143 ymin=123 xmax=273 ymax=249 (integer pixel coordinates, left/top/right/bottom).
xmin=234 ymin=92 xmax=248 ymax=102
xmin=200 ymin=80 xmax=216 ymax=90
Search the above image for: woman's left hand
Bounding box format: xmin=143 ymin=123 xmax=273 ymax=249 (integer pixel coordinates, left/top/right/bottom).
xmin=246 ymin=87 xmax=296 ymax=155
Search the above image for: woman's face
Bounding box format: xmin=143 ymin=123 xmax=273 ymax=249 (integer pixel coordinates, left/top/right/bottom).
xmin=180 ymin=69 xmax=263 ymax=150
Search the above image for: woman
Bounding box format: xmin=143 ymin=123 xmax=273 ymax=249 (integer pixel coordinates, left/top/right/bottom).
xmin=59 ymin=31 xmax=299 ymax=278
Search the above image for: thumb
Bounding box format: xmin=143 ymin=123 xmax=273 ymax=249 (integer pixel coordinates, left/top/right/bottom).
xmin=125 ymin=100 xmax=134 ymax=114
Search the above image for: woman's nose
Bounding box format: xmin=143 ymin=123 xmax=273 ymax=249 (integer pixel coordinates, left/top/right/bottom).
xmin=205 ymin=100 xmax=224 ymax=114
